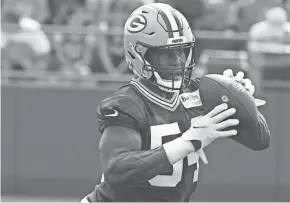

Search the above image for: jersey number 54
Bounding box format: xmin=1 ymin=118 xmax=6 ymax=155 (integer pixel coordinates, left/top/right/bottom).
xmin=149 ymin=122 xmax=199 ymax=187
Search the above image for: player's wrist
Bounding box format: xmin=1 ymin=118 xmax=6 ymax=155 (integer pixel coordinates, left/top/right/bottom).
xmin=163 ymin=136 xmax=195 ymax=165
xmin=181 ymin=128 xmax=203 ymax=150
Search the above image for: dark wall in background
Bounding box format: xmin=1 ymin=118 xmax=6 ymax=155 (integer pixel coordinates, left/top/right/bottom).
xmin=1 ymin=85 xmax=290 ymax=201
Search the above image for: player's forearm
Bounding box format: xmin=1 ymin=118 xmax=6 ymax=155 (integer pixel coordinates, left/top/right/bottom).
xmin=102 ymin=137 xmax=196 ymax=186
xmin=232 ymin=111 xmax=271 ymax=150
xmin=102 ymin=146 xmax=173 ymax=185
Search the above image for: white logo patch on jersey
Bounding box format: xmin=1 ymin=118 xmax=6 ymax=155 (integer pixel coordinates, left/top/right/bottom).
xmin=179 ymin=90 xmax=202 ymax=109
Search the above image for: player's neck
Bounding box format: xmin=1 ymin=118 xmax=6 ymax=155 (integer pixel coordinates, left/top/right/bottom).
xmin=133 ymin=77 xmax=178 ymax=100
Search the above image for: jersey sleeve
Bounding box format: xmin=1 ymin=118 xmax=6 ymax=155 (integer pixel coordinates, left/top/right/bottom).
xmin=96 ymin=90 xmax=146 ymax=134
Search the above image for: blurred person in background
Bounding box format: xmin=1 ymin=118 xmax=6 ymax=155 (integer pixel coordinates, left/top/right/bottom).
xmin=194 ymin=0 xmax=283 ymax=33
xmin=248 ymin=6 xmax=290 ymax=91
xmin=46 ymin=0 xmax=86 ymax=79
xmin=2 ymin=0 xmax=50 ymax=24
xmin=52 ymin=30 xmax=96 ymax=80
xmin=238 ymin=0 xmax=284 ymax=32
xmin=248 ymin=6 xmax=290 ymax=52
xmin=193 ymin=0 xmax=248 ymax=55
xmin=90 ymin=0 xmax=144 ymax=74
xmin=283 ymin=0 xmax=290 ymax=19
xmin=1 ymin=12 xmax=51 ymax=79
xmin=51 ymin=0 xmax=102 ymax=80
xmin=194 ymin=0 xmax=242 ymax=32
xmin=46 ymin=0 xmax=84 ymax=25
xmin=192 ymin=0 xmax=283 ymax=58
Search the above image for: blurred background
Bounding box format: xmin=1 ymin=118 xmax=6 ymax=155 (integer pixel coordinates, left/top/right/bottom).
xmin=1 ymin=0 xmax=290 ymax=202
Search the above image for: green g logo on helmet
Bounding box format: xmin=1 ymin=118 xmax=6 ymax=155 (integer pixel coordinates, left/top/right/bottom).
xmin=127 ymin=14 xmax=147 ymax=33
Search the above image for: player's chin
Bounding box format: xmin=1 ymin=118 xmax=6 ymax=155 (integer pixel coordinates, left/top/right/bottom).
xmin=160 ymin=76 xmax=182 ymax=82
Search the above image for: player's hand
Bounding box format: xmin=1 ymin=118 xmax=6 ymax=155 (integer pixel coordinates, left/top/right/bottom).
xmin=181 ymin=103 xmax=239 ymax=149
xmin=223 ymin=69 xmax=255 ymax=95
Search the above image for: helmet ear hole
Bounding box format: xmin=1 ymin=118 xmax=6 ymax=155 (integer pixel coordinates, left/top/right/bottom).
xmin=128 ymin=51 xmax=135 ymax=59
xmin=141 ymin=69 xmax=152 ymax=79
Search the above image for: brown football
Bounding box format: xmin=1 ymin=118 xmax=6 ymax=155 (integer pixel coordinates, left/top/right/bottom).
xmin=199 ymin=74 xmax=259 ymax=131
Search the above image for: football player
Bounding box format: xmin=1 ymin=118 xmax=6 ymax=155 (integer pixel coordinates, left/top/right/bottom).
xmin=82 ymin=3 xmax=270 ymax=202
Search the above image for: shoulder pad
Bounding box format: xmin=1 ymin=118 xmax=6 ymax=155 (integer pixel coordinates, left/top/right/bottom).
xmin=97 ymin=87 xmax=146 ymax=133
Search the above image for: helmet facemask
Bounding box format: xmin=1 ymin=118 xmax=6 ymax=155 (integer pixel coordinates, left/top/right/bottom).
xmin=134 ymin=41 xmax=195 ymax=92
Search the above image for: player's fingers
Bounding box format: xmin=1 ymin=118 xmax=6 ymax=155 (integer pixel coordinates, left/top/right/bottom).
xmin=207 ymin=103 xmax=228 ymax=117
xmin=212 ymin=108 xmax=236 ymax=123
xmin=255 ymin=98 xmax=266 ymax=107
xmin=234 ymin=71 xmax=244 ymax=82
xmin=198 ymin=150 xmax=208 ymax=165
xmin=223 ymin=69 xmax=234 ymax=78
xmin=215 ymin=119 xmax=239 ymax=130
xmin=214 ymin=129 xmax=238 ymax=138
xmin=242 ymin=78 xmax=251 ymax=86
xmin=243 ymin=79 xmax=255 ymax=95
xmin=250 ymin=85 xmax=255 ymax=95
